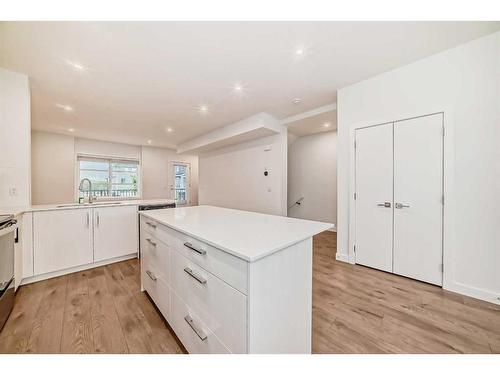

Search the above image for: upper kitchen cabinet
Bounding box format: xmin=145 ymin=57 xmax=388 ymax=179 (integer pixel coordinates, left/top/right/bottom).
xmin=0 ymin=68 xmax=31 ymax=207
xmin=93 ymin=204 xmax=138 ymax=262
xmin=33 ymin=208 xmax=94 ymax=275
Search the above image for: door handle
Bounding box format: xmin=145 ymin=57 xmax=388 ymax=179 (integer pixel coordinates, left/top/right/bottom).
xmin=86 ymin=212 xmax=90 ymax=228
xmin=395 ymin=203 xmax=410 ymax=209
xmin=96 ymin=211 xmax=100 ymax=227
xmin=377 ymin=202 xmax=391 ymax=208
xmin=146 ymin=238 xmax=157 ymax=247
xmin=146 ymin=221 xmax=157 ymax=229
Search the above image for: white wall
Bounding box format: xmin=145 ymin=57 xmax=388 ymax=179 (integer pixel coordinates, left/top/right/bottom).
xmin=31 ymin=131 xmax=199 ymax=205
xmin=337 ymin=31 xmax=500 ymax=304
xmin=288 ymin=131 xmax=337 ymax=226
xmin=199 ymin=130 xmax=288 ymax=216
xmin=0 ymin=67 xmax=31 ymax=207
xmin=141 ymin=146 xmax=199 ymax=205
xmin=32 ymin=131 xmax=75 ymax=204
xmin=74 ymin=137 xmax=141 ymax=160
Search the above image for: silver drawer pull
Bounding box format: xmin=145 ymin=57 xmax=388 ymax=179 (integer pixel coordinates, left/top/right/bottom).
xmin=146 ymin=270 xmax=157 ymax=281
xmin=183 ymin=242 xmax=206 ymax=255
xmin=146 ymin=238 xmax=157 ymax=246
xmin=184 ymin=267 xmax=207 ymax=284
xmin=184 ymin=315 xmax=207 ymax=341
xmin=146 ymin=221 xmax=157 ymax=228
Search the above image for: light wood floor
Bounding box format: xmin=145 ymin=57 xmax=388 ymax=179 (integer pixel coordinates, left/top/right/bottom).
xmin=1 ymin=231 xmax=499 ymax=353
xmin=312 ymin=232 xmax=500 ymax=353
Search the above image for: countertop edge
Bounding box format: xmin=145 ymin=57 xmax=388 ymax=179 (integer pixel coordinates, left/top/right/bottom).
xmin=139 ymin=210 xmax=333 ymax=262
xmin=1 ymin=199 xmax=176 ymax=216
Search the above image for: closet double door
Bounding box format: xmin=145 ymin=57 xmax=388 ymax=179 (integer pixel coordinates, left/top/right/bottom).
xmin=355 ymin=113 xmax=443 ymax=286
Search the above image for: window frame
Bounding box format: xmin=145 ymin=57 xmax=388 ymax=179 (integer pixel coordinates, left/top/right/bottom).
xmin=75 ymin=154 xmax=142 ymax=201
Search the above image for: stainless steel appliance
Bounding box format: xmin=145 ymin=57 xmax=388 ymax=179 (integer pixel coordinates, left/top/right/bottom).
xmin=0 ymin=214 xmax=17 ymax=331
xmin=137 ymin=202 xmax=176 ymax=211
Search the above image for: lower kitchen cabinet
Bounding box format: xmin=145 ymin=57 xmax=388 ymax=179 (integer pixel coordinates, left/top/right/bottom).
xmin=33 ymin=208 xmax=94 ymax=275
xmin=138 ymin=209 xmax=330 ymax=354
xmin=93 ymin=205 xmax=138 ymax=262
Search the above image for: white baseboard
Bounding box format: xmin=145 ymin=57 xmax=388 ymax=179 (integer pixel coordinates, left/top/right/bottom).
xmin=444 ymin=280 xmax=500 ymax=306
xmin=335 ymin=253 xmax=349 ymax=263
xmin=21 ymin=253 xmax=138 ymax=285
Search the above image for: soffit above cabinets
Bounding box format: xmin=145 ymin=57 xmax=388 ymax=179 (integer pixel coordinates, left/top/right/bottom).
xmin=177 ymin=113 xmax=282 ymax=154
xmin=284 ymin=104 xmax=337 ymax=137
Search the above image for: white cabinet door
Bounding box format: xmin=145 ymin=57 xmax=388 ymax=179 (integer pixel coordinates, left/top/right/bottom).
xmin=93 ymin=205 xmax=138 ymax=262
xmin=33 ymin=208 xmax=93 ymax=275
xmin=21 ymin=212 xmax=33 ymax=279
xmin=355 ymin=123 xmax=394 ymax=272
xmin=393 ymin=114 xmax=443 ymax=285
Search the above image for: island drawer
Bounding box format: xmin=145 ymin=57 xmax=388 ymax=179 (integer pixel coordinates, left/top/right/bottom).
xmin=170 ymin=289 xmax=231 ymax=354
xmin=170 ymin=249 xmax=247 ymax=353
xmin=140 ymin=232 xmax=170 ymax=281
xmin=140 ymin=216 xmax=248 ymax=294
xmin=141 ymin=260 xmax=171 ymax=320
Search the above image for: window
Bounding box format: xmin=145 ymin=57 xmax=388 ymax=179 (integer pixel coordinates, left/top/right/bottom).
xmin=77 ymin=155 xmax=140 ymax=199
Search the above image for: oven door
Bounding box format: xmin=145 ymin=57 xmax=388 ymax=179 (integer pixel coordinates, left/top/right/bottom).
xmin=0 ymin=223 xmax=16 ymax=295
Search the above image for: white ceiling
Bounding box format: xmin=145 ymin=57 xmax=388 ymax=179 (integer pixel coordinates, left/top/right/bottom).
xmin=1 ymin=22 xmax=498 ymax=148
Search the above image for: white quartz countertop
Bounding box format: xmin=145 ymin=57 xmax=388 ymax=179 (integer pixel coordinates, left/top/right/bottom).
xmin=0 ymin=199 xmax=176 ymax=216
xmin=139 ymin=205 xmax=333 ymax=262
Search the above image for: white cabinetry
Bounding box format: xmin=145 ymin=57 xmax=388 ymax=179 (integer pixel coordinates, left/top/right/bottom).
xmin=139 ymin=207 xmax=329 ymax=354
xmin=20 ymin=212 xmax=33 ymax=279
xmin=94 ymin=205 xmax=138 ymax=262
xmin=30 ymin=204 xmax=139 ymax=279
xmin=141 ymin=217 xmax=247 ymax=353
xmin=33 ymin=208 xmax=93 ymax=275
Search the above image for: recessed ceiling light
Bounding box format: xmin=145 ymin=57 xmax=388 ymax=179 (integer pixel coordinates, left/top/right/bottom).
xmin=199 ymin=105 xmax=209 ymax=114
xmin=65 ymin=59 xmax=86 ymax=71
xmin=55 ymin=103 xmax=74 ymax=112
xmin=295 ymin=48 xmax=304 ymax=56
xmin=322 ymin=122 xmax=331 ymax=128
xmin=147 ymin=140 xmax=152 ymax=144
xmin=233 ymin=83 xmax=243 ymax=92
xmin=68 ymin=128 xmax=75 ymax=132
xmin=292 ymin=98 xmax=302 ymax=105
xmin=166 ymin=127 xmax=173 ymax=133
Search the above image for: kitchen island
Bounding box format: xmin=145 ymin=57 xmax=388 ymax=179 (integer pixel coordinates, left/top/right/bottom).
xmin=139 ymin=205 xmax=332 ymax=354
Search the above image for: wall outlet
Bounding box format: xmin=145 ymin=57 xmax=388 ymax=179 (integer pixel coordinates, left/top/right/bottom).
xmin=9 ymin=187 xmax=18 ymax=196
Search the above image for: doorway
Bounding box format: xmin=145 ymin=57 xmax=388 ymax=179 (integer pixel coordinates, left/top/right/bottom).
xmin=354 ymin=113 xmax=444 ymax=285
xmin=169 ymin=161 xmax=191 ymax=206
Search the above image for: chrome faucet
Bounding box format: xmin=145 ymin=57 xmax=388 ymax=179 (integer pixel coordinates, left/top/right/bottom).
xmin=79 ymin=178 xmax=94 ymax=204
